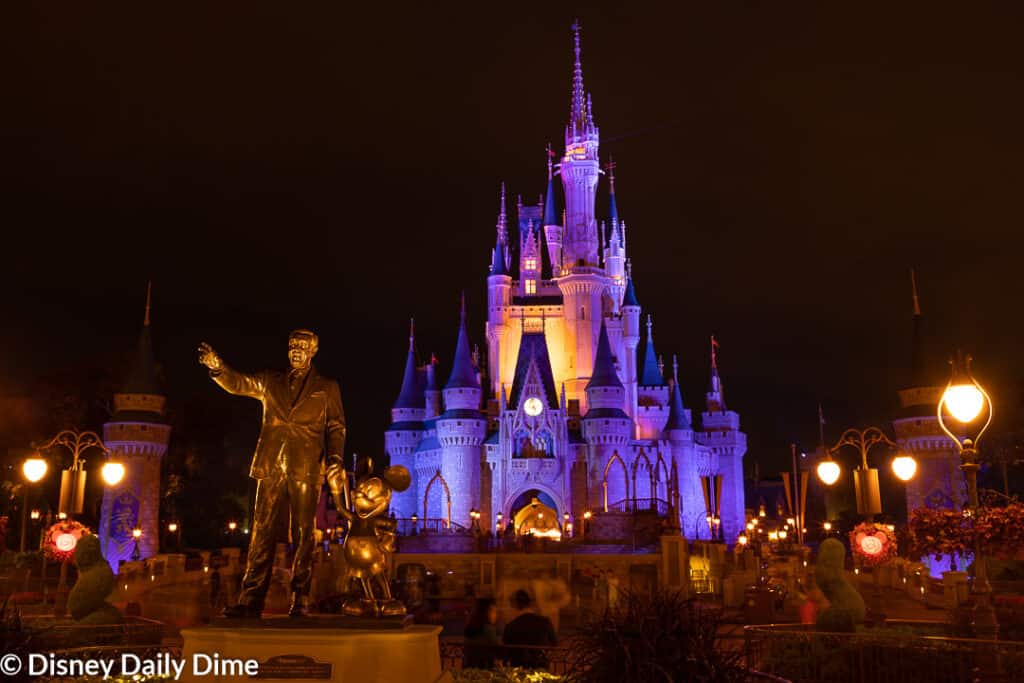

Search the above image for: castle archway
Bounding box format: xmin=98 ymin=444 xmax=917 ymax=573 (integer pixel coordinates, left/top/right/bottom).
xmin=504 ymin=486 xmax=564 ymax=537
xmin=603 ymin=451 xmax=629 ymax=511
xmin=423 ymin=470 xmax=452 ymax=528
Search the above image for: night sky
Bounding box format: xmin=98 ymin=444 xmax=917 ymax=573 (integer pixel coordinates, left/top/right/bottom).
xmin=1 ymin=4 xmax=1021 ymax=476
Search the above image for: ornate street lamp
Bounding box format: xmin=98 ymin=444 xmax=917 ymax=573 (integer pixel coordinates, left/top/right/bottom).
xmin=936 ymin=351 xmax=997 ymax=639
xmin=131 ymin=527 xmax=142 ymax=561
xmin=33 ymin=429 xmax=124 ymax=516
xmin=816 ymin=426 xmax=917 ymax=520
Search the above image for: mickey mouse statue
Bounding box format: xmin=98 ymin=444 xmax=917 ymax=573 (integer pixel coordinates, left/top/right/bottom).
xmin=328 ymin=457 xmax=411 ymax=618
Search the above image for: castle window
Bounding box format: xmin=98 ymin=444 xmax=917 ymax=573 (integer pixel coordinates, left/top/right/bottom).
xmin=580 ymin=307 xmax=585 ymax=320
xmin=525 ymin=279 xmax=537 ymax=295
xmin=524 ymin=258 xmax=537 ymax=271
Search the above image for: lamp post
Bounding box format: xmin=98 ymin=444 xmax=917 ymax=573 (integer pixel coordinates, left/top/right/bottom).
xmin=20 ymin=458 xmax=48 ymax=552
xmin=817 ymin=426 xmax=917 ymax=520
xmin=131 ymin=528 xmax=142 ymax=561
xmin=936 ymin=351 xmax=997 ymax=640
xmin=32 ymin=429 xmax=125 ymax=518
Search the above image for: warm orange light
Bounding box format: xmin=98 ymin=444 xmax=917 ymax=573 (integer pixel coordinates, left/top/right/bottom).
xmin=943 ymin=384 xmax=985 ymax=423
xmin=823 ymin=521 xmax=833 ymax=531
xmin=817 ymin=460 xmax=841 ymax=486
xmin=132 ymin=528 xmax=142 ymax=539
xmin=228 ymin=521 xmax=238 ymax=531
xmin=168 ymin=523 xmax=178 ymax=533
xmin=738 ymin=535 xmax=748 ymax=546
xmin=22 ymin=458 xmax=48 ymax=483
xmin=101 ymin=462 xmax=126 ymax=486
xmin=892 ymin=455 xmax=917 ymax=482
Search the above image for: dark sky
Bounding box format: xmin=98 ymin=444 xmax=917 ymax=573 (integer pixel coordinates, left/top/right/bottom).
xmin=1 ymin=3 xmax=1021 ymax=472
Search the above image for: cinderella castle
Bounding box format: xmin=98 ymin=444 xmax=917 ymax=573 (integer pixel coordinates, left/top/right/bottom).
xmin=385 ymin=24 xmax=746 ymax=544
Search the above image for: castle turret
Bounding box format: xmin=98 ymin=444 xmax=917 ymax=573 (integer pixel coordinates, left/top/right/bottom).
xmin=664 ymin=356 xmax=694 ymax=532
xmin=892 ymin=270 xmax=965 ymax=563
xmin=698 ymin=336 xmax=746 ymax=542
xmin=385 ymin=319 xmax=426 ymax=518
xmin=487 ymin=184 xmax=513 ymax=397
xmin=603 ymin=158 xmax=627 ymax=308
xmin=100 ymin=284 xmax=171 ymax=572
xmin=543 ymin=146 xmax=563 ymax=275
xmin=436 ymin=297 xmax=486 ymax=525
xmin=636 ymin=315 xmax=669 ymax=438
xmin=620 ymin=272 xmax=641 ymax=421
xmin=583 ymin=322 xmax=631 ymax=509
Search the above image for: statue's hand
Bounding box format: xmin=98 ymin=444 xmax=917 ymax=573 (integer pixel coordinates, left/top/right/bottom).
xmin=326 ymin=461 xmax=347 ymax=495
xmin=198 ymin=342 xmax=223 ymax=371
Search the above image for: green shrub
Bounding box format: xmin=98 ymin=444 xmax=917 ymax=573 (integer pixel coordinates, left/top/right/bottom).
xmin=68 ymin=535 xmax=122 ymax=624
xmin=814 ymin=539 xmax=864 ymax=632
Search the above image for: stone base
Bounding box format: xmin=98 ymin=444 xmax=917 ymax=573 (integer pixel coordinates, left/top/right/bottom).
xmin=180 ymin=622 xmax=444 ymax=683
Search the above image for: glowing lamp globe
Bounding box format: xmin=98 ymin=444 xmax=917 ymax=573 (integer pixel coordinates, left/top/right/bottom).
xmin=891 ymin=455 xmax=917 ymax=482
xmin=859 ymin=535 xmax=883 ymax=556
xmin=944 ymin=384 xmax=985 ymax=423
xmin=22 ymin=458 xmax=48 ymax=483
xmin=738 ymin=534 xmax=748 ymax=546
xmin=817 ymin=460 xmax=841 ymax=486
xmin=55 ymin=533 xmax=77 ymax=553
xmin=101 ymin=462 xmax=126 ymax=486
xmin=132 ymin=528 xmax=142 ymax=539
xmin=778 ymin=529 xmax=788 ymax=540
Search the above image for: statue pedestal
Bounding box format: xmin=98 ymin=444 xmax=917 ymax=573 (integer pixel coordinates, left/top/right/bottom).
xmin=180 ymin=618 xmax=444 ymax=683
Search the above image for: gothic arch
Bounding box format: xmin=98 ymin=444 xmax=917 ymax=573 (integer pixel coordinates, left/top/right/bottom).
xmin=632 ymin=449 xmax=656 ymax=509
xmin=603 ymin=451 xmax=629 ymax=511
xmin=423 ymin=469 xmax=452 ymax=527
xmin=654 ymin=452 xmax=670 ymax=502
xmin=503 ymin=482 xmax=565 ymax=525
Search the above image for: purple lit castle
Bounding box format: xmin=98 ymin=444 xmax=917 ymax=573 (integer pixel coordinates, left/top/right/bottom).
xmin=385 ymin=24 xmax=746 ymax=544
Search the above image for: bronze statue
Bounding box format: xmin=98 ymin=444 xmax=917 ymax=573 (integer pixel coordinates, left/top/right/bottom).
xmin=329 ymin=459 xmax=411 ymax=617
xmin=198 ymin=330 xmax=346 ymax=618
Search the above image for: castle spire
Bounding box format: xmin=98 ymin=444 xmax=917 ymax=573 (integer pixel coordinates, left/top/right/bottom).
xmin=909 ymin=268 xmax=927 ymax=387
xmin=666 ymin=354 xmax=690 ymax=430
xmin=707 ymin=335 xmax=725 ymax=411
xmin=394 ymin=318 xmax=422 ymax=409
xmin=640 ymin=314 xmax=666 ymax=386
xmin=144 ymin=280 xmax=152 ymax=327
xmin=569 ymin=19 xmax=586 ymax=136
xmin=543 ymin=146 xmax=560 ymax=227
xmin=911 ymin=268 xmax=921 ymax=317
xmin=606 ymin=157 xmax=619 ymax=227
xmin=445 ymin=293 xmax=479 ymax=390
xmin=587 ymin=320 xmax=623 ymax=389
xmin=121 ymin=284 xmax=161 ymax=398
xmin=490 ymin=183 xmax=509 ymax=276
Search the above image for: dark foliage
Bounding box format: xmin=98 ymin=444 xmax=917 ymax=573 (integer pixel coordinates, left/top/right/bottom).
xmin=564 ymin=590 xmax=746 ymax=683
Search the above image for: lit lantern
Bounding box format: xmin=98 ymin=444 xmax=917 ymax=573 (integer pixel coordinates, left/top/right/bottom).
xmin=817 ymin=460 xmax=841 ymax=486
xmin=943 ymin=384 xmax=985 ymax=423
xmin=101 ymin=462 xmax=126 ymax=486
xmin=738 ymin=535 xmax=748 ymax=546
xmin=891 ymin=455 xmax=917 ymax=482
xmin=22 ymin=458 xmax=48 ymax=483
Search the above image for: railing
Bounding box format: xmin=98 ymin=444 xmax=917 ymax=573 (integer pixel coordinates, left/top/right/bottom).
xmin=395 ymin=518 xmax=469 ymax=536
xmin=440 ymin=638 xmax=792 ymax=681
xmin=605 ymin=497 xmax=669 ymax=515
xmin=744 ymin=624 xmax=1024 ymax=683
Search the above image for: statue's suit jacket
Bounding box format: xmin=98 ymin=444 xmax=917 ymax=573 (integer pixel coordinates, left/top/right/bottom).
xmin=210 ymin=365 xmax=345 ymax=483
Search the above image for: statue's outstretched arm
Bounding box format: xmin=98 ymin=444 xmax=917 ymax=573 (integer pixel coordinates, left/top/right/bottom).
xmin=198 ymin=341 xmax=265 ymax=399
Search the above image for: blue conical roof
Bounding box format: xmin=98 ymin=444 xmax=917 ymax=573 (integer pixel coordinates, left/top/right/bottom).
xmin=393 ymin=328 xmax=422 ymax=409
xmin=622 ymin=278 xmax=639 ymax=307
xmin=490 ymin=241 xmax=508 ymax=276
xmin=445 ymin=300 xmax=479 ymax=390
xmin=543 ymin=176 xmax=560 ymax=227
xmin=666 ymin=375 xmax=690 ymax=430
xmin=609 ymin=190 xmax=619 ymax=227
xmin=587 ymin=321 xmax=622 ymax=389
xmin=639 ymin=317 xmax=665 ymax=386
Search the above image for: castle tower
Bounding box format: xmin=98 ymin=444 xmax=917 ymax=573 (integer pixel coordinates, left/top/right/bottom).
xmin=620 ymin=274 xmax=641 ymax=421
xmin=436 ymin=297 xmax=486 ymax=526
xmin=99 ymin=284 xmax=171 ymax=572
xmin=583 ymin=322 xmax=632 ymax=509
xmin=698 ymin=337 xmax=747 ymax=542
xmin=603 ymin=159 xmax=627 ymax=309
xmin=892 ymin=271 xmax=965 ymax=565
xmin=560 ymin=21 xmax=601 ymax=269
xmin=542 ymin=147 xmax=563 ymax=276
xmin=636 ymin=315 xmax=669 ymax=438
xmin=664 ymin=356 xmax=694 ymax=532
xmin=385 ymin=319 xmax=426 ymax=519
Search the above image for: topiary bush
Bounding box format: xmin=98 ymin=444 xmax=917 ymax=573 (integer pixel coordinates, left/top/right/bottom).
xmin=814 ymin=538 xmax=864 ymax=632
xmin=68 ymin=534 xmax=123 ymax=624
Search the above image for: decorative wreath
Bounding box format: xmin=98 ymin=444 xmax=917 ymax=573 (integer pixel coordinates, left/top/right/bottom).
xmin=43 ymin=520 xmax=91 ymax=563
xmin=850 ymin=522 xmax=898 ymax=567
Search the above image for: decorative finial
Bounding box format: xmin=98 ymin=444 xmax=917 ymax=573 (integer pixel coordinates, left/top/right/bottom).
xmin=409 ymin=318 xmax=415 ymax=352
xmin=547 ymin=143 xmax=554 ymax=180
xmin=910 ymin=268 xmax=921 ymax=316
xmin=460 ymin=291 xmax=466 ymax=319
xmin=673 ymin=354 xmax=679 ymax=383
xmin=143 ymin=281 xmax=152 ymax=327
xmin=605 ymin=157 xmax=616 ymax=193
xmin=626 ymin=258 xmax=633 ymax=279
xmin=711 ymin=335 xmax=719 ymax=370
xmin=569 ymin=19 xmax=586 ymax=131
xmin=658 ymin=354 xmax=665 ymax=378
xmin=646 ymin=313 xmax=653 ymax=336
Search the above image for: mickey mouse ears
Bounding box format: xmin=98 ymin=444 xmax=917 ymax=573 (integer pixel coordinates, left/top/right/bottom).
xmin=381 ymin=465 xmax=412 ymax=493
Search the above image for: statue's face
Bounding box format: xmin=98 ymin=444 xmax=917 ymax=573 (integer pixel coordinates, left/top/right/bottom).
xmin=353 ymin=477 xmax=392 ymax=519
xmin=288 ymin=334 xmax=317 ymax=370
